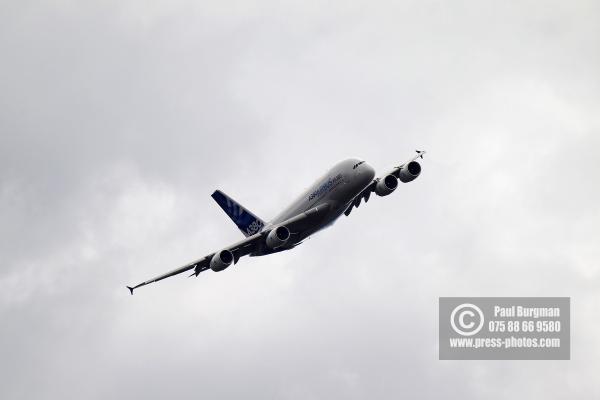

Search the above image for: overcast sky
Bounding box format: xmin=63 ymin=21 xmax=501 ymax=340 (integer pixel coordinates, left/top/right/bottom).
xmin=1 ymin=1 xmax=599 ymax=398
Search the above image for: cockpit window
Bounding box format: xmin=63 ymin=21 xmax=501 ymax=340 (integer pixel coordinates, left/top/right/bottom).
xmin=353 ymin=161 xmax=365 ymax=169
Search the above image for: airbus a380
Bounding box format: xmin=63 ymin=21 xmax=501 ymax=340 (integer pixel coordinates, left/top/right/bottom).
xmin=127 ymin=151 xmax=426 ymax=294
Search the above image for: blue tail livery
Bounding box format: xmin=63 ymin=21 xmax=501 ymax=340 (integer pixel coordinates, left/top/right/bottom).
xmin=211 ymin=190 xmax=265 ymax=237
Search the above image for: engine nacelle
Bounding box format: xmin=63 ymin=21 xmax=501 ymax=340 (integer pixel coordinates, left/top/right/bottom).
xmin=266 ymin=226 xmax=291 ymax=249
xmin=210 ymin=249 xmax=234 ymax=272
xmin=375 ymin=174 xmax=398 ymax=196
xmin=398 ymin=161 xmax=421 ymax=183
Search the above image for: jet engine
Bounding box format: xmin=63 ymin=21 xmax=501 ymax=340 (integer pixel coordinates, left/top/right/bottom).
xmin=210 ymin=249 xmax=234 ymax=272
xmin=375 ymin=174 xmax=398 ymax=196
xmin=398 ymin=161 xmax=421 ymax=183
xmin=266 ymin=226 xmax=291 ymax=249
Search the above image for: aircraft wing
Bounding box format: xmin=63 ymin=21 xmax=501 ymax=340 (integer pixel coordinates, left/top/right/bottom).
xmin=126 ymin=232 xmax=264 ymax=294
xmin=127 ymin=204 xmax=332 ymax=294
xmin=389 ymin=149 xmax=426 ymax=172
xmin=344 ymin=150 xmax=425 ymax=217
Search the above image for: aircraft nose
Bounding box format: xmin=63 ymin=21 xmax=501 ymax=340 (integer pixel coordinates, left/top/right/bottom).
xmin=362 ymin=162 xmax=376 ymax=181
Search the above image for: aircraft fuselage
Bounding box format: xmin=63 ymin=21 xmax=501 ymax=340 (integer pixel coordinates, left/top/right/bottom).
xmin=257 ymin=158 xmax=376 ymax=254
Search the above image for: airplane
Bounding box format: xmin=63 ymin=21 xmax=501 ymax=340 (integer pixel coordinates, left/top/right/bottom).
xmin=127 ymin=150 xmax=426 ymax=294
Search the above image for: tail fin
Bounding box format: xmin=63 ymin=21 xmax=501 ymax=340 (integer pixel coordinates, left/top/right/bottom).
xmin=211 ymin=190 xmax=265 ymax=237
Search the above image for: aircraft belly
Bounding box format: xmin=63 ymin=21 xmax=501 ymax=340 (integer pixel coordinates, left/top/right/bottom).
xmin=262 ymin=160 xmax=369 ymax=248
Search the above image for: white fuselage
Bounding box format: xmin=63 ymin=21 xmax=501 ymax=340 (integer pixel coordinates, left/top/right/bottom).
xmin=262 ymin=158 xmax=376 ymax=249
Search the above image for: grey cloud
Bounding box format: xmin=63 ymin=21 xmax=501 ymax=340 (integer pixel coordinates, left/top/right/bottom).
xmin=1 ymin=1 xmax=599 ymax=399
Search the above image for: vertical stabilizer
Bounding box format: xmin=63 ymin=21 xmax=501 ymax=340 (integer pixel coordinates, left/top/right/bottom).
xmin=211 ymin=190 xmax=265 ymax=237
